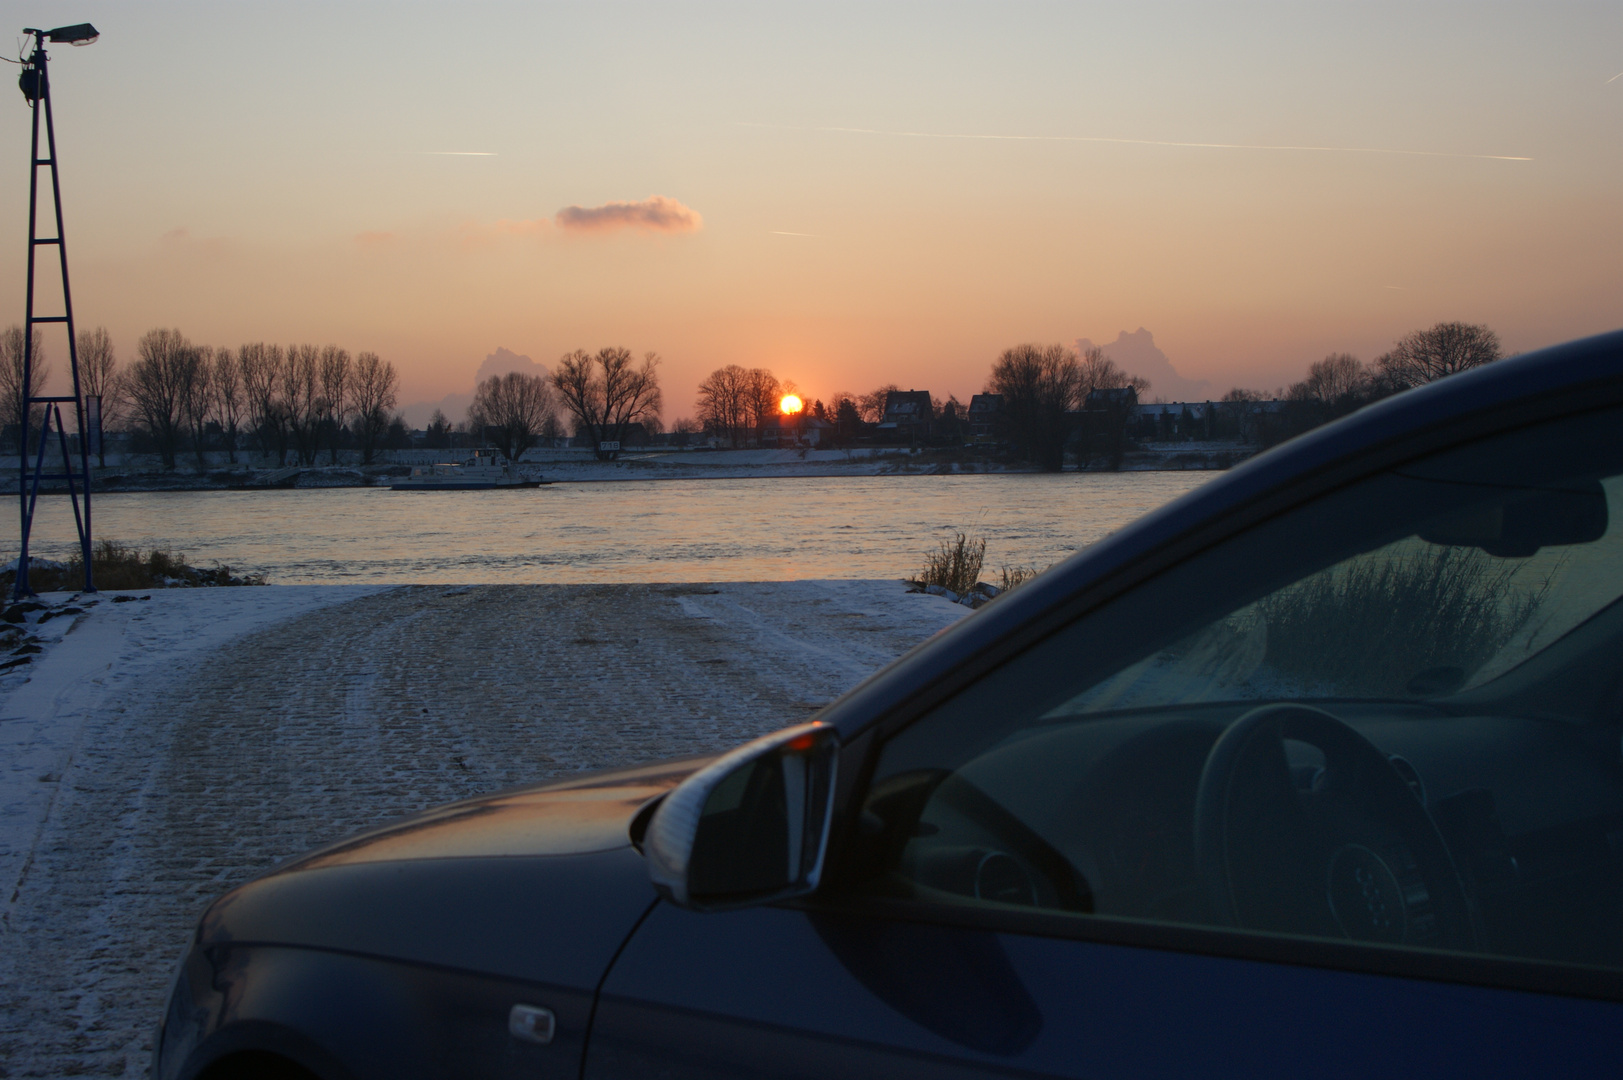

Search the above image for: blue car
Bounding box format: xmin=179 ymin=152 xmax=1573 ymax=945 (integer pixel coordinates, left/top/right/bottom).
xmin=157 ymin=330 xmax=1623 ymax=1079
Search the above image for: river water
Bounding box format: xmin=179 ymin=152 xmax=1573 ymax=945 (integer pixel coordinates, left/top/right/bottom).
xmin=12 ymin=473 xmax=1212 ymax=584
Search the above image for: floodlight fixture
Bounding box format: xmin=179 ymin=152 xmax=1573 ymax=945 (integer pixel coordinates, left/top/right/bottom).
xmin=33 ymin=23 xmax=99 ymax=45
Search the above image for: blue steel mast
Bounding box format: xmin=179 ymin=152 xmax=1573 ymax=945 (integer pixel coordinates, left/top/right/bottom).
xmin=14 ymin=23 xmax=99 ymax=598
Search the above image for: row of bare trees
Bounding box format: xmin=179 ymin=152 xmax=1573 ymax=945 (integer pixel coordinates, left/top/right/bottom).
xmin=0 ymin=325 xmax=48 ymax=444
xmin=693 ymin=365 xmax=789 ymax=447
xmin=986 ymin=344 xmax=1149 ymax=470
xmin=7 ymin=327 xmax=672 ymax=469
xmin=1222 ymin=322 xmax=1505 ymax=445
xmin=35 ymin=326 xmax=403 ymax=470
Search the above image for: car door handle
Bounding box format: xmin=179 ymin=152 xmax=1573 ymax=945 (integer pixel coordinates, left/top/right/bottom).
xmin=508 ymin=1004 xmax=555 ymax=1045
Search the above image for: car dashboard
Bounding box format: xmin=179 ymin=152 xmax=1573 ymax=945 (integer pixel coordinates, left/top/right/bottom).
xmin=887 ymin=701 xmax=1623 ymax=971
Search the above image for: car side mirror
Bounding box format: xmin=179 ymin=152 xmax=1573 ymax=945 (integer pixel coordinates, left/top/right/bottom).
xmin=644 ymin=722 xmax=839 ymax=911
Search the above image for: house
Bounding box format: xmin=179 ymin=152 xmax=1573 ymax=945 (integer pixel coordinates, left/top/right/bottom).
xmin=1085 ymin=386 xmax=1139 ymax=413
xmin=879 ymin=389 xmax=933 ymax=444
xmin=967 ymin=394 xmax=1003 ymax=443
xmin=761 ymin=413 xmax=834 ymax=447
xmin=1132 ymin=401 xmax=1214 ymax=441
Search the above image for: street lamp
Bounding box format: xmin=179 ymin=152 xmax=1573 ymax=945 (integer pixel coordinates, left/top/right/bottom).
xmin=12 ymin=22 xmax=99 ymax=598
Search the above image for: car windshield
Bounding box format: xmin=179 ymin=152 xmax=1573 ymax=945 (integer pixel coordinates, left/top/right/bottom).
xmin=1040 ymin=406 xmax=1623 ymax=718
xmin=1056 ymin=479 xmax=1623 ymax=714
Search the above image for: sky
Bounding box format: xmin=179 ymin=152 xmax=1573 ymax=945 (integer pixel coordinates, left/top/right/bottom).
xmin=0 ymin=1 xmax=1619 ymax=419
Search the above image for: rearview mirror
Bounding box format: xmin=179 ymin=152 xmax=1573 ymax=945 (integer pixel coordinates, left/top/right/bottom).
xmin=1419 ymin=481 xmax=1608 ymax=557
xmin=644 ymin=723 xmax=839 ymax=911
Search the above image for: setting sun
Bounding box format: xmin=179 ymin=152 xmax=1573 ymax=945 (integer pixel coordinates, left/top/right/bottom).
xmin=779 ymin=394 xmax=803 ymax=415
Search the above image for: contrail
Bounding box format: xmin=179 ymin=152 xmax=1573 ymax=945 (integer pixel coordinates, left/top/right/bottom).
xmin=416 ymin=151 xmax=498 ymax=156
xmin=741 ymin=122 xmax=1531 ymax=162
xmin=770 ymin=230 xmax=820 ymax=237
xmin=1607 ymin=70 xmax=1623 ymax=84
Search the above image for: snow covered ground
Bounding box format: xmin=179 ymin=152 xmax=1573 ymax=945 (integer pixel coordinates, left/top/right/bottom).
xmin=0 ymin=585 xmax=393 ymax=914
xmin=0 ymin=580 xmax=968 ymax=1076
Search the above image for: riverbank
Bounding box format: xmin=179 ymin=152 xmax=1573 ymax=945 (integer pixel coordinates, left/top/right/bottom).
xmin=0 ymin=442 xmax=1251 ymax=493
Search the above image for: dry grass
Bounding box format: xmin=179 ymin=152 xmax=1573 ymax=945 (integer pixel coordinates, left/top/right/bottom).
xmin=3 ymin=539 xmax=266 ymax=591
xmin=1257 ymin=544 xmax=1545 ymax=696
xmin=911 ymin=533 xmax=986 ymax=595
xmin=998 ymin=564 xmax=1044 ymax=592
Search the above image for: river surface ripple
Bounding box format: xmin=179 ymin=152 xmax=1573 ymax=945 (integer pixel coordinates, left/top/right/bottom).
xmin=13 ymin=472 xmax=1212 ymax=584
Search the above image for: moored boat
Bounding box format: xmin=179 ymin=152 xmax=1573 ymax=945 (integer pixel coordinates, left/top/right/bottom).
xmin=391 ymin=453 xmax=539 ymax=490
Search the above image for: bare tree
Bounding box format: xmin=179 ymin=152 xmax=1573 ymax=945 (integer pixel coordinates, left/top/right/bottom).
xmin=212 ymin=347 xmax=244 ymax=463
xmin=743 ymin=368 xmax=781 ymax=445
xmin=283 ymin=344 xmax=322 ymax=466
xmin=695 ymin=364 xmax=749 ymax=446
xmin=468 ymin=370 xmax=555 ymax=463
xmin=988 ymin=343 xmax=1086 ymax=471
xmin=552 ymin=347 xmax=662 ymax=461
xmin=859 ymin=384 xmax=900 ymax=424
xmin=0 ymin=324 xmax=48 ymax=454
xmin=1077 ymin=346 xmax=1149 ymax=400
xmin=1376 ymin=322 xmax=1502 ymax=390
xmin=1073 ymin=346 xmax=1149 ymax=470
xmin=318 ymin=345 xmax=352 ymax=464
xmin=426 ymin=408 xmax=452 ymax=450
xmin=126 ymin=328 xmax=191 ymax=470
xmin=180 ymin=345 xmax=214 ymax=470
xmin=671 ymin=416 xmax=700 ymax=447
xmin=935 ymin=393 xmax=967 ymax=441
xmin=349 ymin=351 xmax=399 ymax=464
xmin=239 ymin=343 xmax=287 ymax=464
xmin=1300 ymin=353 xmax=1369 ymax=405
xmin=830 ymin=393 xmax=862 ymax=443
xmin=76 ymin=327 xmax=121 ymax=465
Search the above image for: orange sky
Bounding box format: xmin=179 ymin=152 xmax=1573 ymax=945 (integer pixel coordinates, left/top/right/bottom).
xmin=2 ymin=3 xmax=1619 ymax=420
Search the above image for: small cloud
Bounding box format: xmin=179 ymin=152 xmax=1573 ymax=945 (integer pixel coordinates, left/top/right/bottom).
xmin=554 ymin=195 xmax=702 ymax=234
xmin=354 ymin=230 xmax=396 ymax=248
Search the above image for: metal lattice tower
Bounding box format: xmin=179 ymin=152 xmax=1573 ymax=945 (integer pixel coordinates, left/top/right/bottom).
xmin=14 ymin=24 xmax=100 ymax=598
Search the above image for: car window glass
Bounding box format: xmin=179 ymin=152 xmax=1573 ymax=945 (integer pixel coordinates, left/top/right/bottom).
xmin=1059 ymin=476 xmax=1623 ymax=713
xmin=850 ymin=406 xmax=1623 ymax=976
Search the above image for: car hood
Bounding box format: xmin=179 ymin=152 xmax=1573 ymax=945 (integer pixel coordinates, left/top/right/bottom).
xmin=290 ymin=756 xmax=703 ymax=869
xmin=196 ymin=758 xmax=707 ymax=988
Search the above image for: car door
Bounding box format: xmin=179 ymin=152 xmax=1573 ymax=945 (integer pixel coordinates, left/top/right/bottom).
xmin=588 ymin=401 xmax=1623 ymax=1078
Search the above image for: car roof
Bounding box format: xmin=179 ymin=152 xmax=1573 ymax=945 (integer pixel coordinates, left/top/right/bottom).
xmin=820 ymin=328 xmax=1623 ymax=740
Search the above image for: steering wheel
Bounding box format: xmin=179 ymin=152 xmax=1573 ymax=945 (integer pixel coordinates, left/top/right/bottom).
xmin=1193 ymin=703 xmax=1475 ymax=950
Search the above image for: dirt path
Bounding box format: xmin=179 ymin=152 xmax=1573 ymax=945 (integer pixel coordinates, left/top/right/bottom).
xmin=0 ymin=581 xmax=965 ymax=1078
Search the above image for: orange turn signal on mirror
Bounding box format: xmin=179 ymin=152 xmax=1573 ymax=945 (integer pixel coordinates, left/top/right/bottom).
xmin=785 ymin=729 xmax=821 ymax=752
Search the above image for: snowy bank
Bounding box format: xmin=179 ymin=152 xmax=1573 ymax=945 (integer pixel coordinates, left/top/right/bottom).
xmin=0 ymin=585 xmax=389 ymax=909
